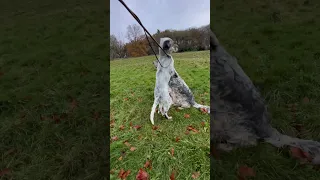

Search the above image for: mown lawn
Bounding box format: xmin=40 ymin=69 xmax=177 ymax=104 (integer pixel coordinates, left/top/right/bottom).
xmin=110 ymin=51 xmax=210 ymax=179
xmin=0 ymin=1 xmax=108 ymax=179
xmin=212 ymin=0 xmax=320 ymax=179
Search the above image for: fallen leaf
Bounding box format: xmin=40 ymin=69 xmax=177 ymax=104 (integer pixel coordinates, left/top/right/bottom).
xmin=118 ymin=169 xmax=131 ymax=179
xmin=124 ymin=141 xmax=131 ymax=147
xmin=136 ymin=168 xmax=149 ymax=180
xmin=111 ymin=136 xmax=119 ymax=142
xmin=0 ymin=168 xmax=10 ymax=176
xmin=170 ymin=171 xmax=175 ymax=180
xmin=184 ymin=114 xmax=190 ymax=118
xmin=133 ymin=125 xmax=142 ymax=130
xmin=175 ymin=137 xmax=180 ymax=142
xmin=70 ymin=98 xmax=78 ymax=111
xmin=118 ymin=156 xmax=123 ymax=161
xmin=185 ymin=130 xmax=190 ymax=135
xmin=200 ymin=108 xmax=208 ymax=114
xmin=238 ymin=165 xmax=256 ymax=179
xmin=138 ymin=135 xmax=143 ymax=140
xmin=52 ymin=114 xmax=61 ymax=124
xmin=131 ymin=93 xmax=135 ymax=96
xmin=110 ymin=119 xmax=115 ymax=128
xmin=119 ymin=125 xmax=125 ymax=130
xmin=138 ymin=98 xmax=143 ymax=102
xmin=191 ymin=171 xmax=200 ymax=179
xmin=171 ymin=148 xmax=174 ymax=156
xmin=302 ymin=97 xmax=310 ymax=104
xmin=187 ymin=125 xmax=199 ymax=133
xmin=110 ymin=169 xmax=115 ymax=174
xmin=4 ymin=148 xmax=16 ymax=157
xmin=290 ymin=147 xmax=312 ymax=162
xmin=175 ymin=108 xmax=180 ymax=112
xmin=130 ymin=147 xmax=137 ymax=151
xmin=92 ymin=111 xmax=101 ymax=120
xmin=124 ymin=98 xmax=129 ymax=101
xmin=152 ymin=125 xmax=159 ymax=130
xmin=201 ymin=122 xmax=205 ymax=127
xmin=129 ymin=122 xmax=133 ymax=127
xmin=144 ymin=160 xmax=152 ymax=170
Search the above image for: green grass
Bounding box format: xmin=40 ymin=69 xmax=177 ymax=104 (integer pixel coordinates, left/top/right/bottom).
xmin=110 ymin=51 xmax=210 ymax=179
xmin=0 ymin=1 xmax=108 ymax=179
xmin=212 ymin=0 xmax=320 ymax=179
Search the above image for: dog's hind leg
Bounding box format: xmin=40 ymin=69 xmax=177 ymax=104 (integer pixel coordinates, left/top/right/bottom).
xmin=163 ymin=99 xmax=173 ymax=120
xmin=193 ymin=103 xmax=210 ymax=113
xmin=150 ymin=98 xmax=159 ymax=125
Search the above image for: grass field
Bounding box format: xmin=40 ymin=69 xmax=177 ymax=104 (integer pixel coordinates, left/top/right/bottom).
xmin=0 ymin=1 xmax=108 ymax=179
xmin=110 ymin=51 xmax=210 ymax=179
xmin=213 ymin=0 xmax=320 ymax=179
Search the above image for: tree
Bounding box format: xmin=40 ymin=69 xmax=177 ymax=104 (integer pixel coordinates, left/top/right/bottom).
xmin=126 ymin=24 xmax=143 ymax=42
xmin=110 ymin=35 xmax=126 ymax=60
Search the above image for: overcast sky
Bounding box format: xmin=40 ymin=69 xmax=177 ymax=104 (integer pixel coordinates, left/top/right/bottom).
xmin=110 ymin=0 xmax=210 ymax=43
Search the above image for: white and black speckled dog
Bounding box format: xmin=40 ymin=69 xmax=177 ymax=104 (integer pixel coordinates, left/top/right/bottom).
xmin=150 ymin=37 xmax=210 ymax=125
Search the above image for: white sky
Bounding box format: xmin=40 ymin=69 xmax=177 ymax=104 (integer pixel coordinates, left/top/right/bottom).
xmin=110 ymin=0 xmax=210 ymax=43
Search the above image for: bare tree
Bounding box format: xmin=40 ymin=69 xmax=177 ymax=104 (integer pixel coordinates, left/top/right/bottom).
xmin=110 ymin=34 xmax=126 ymax=60
xmin=126 ymin=24 xmax=143 ymax=42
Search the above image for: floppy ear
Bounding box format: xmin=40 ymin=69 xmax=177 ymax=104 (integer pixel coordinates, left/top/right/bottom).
xmin=162 ymin=40 xmax=171 ymax=50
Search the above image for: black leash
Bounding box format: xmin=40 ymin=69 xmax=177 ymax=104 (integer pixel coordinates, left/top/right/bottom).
xmin=118 ymin=0 xmax=171 ymax=68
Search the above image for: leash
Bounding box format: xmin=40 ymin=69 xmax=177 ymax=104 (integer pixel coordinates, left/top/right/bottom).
xmin=118 ymin=0 xmax=171 ymax=68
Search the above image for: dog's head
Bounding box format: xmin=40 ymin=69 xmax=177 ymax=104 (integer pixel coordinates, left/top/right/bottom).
xmin=159 ymin=37 xmax=178 ymax=56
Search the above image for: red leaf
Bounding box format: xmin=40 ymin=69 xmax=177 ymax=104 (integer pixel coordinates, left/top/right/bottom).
xmin=175 ymin=137 xmax=180 ymax=142
xmin=171 ymin=148 xmax=174 ymax=156
xmin=238 ymin=165 xmax=256 ymax=179
xmin=170 ymin=171 xmax=175 ymax=180
xmin=0 ymin=168 xmax=10 ymax=176
xmin=184 ymin=114 xmax=190 ymax=118
xmin=118 ymin=169 xmax=131 ymax=179
xmin=290 ymin=147 xmax=312 ymax=161
xmin=187 ymin=125 xmax=199 ymax=133
xmin=130 ymin=147 xmax=137 ymax=151
xmin=136 ymin=168 xmax=149 ymax=180
xmin=200 ymin=108 xmax=208 ymax=114
xmin=119 ymin=125 xmax=125 ymax=130
xmin=152 ymin=125 xmax=159 ymax=130
xmin=129 ymin=122 xmax=133 ymax=127
xmin=111 ymin=136 xmax=119 ymax=142
xmin=133 ymin=125 xmax=142 ymax=130
xmin=144 ymin=160 xmax=152 ymax=170
xmin=191 ymin=171 xmax=200 ymax=179
xmin=124 ymin=141 xmax=131 ymax=147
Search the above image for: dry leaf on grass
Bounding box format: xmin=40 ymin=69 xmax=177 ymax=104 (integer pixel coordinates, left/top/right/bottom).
xmin=110 ymin=119 xmax=115 ymax=128
xmin=191 ymin=171 xmax=200 ymax=179
xmin=111 ymin=136 xmax=119 ymax=142
xmin=124 ymin=141 xmax=131 ymax=147
xmin=119 ymin=125 xmax=125 ymax=130
xmin=184 ymin=114 xmax=190 ymax=118
xmin=130 ymin=147 xmax=137 ymax=151
xmin=200 ymin=108 xmax=208 ymax=114
xmin=124 ymin=98 xmax=129 ymax=101
xmin=238 ymin=165 xmax=256 ymax=180
xmin=171 ymin=148 xmax=174 ymax=157
xmin=118 ymin=169 xmax=131 ymax=179
xmin=187 ymin=125 xmax=199 ymax=133
xmin=69 ymin=98 xmax=78 ymax=111
xmin=290 ymin=147 xmax=312 ymax=162
xmin=152 ymin=125 xmax=159 ymax=130
xmin=175 ymin=137 xmax=180 ymax=142
xmin=0 ymin=168 xmax=11 ymax=176
xmin=302 ymin=97 xmax=310 ymax=104
xmin=144 ymin=160 xmax=152 ymax=170
xmin=133 ymin=125 xmax=142 ymax=130
xmin=170 ymin=171 xmax=175 ymax=180
xmin=201 ymin=122 xmax=205 ymax=127
xmin=136 ymin=168 xmax=149 ymax=180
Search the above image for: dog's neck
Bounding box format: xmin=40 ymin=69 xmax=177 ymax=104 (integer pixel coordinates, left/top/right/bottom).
xmin=159 ymin=53 xmax=173 ymax=67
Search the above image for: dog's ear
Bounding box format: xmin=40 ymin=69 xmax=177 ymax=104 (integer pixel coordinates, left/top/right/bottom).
xmin=162 ymin=40 xmax=171 ymax=50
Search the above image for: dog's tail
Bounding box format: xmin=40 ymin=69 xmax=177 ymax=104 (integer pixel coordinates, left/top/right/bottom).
xmin=209 ymin=30 xmax=219 ymax=50
xmin=264 ymin=127 xmax=320 ymax=164
xmin=150 ymin=97 xmax=159 ymax=125
xmin=193 ymin=103 xmax=210 ymax=114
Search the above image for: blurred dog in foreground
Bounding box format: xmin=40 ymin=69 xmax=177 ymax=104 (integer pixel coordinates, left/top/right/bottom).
xmin=210 ymin=30 xmax=320 ymax=164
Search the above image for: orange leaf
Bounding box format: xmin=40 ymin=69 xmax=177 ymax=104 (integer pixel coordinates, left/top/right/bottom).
xmin=184 ymin=114 xmax=190 ymax=118
xmin=124 ymin=98 xmax=129 ymax=101
xmin=130 ymin=147 xmax=137 ymax=151
xmin=136 ymin=168 xmax=149 ymax=180
xmin=119 ymin=125 xmax=125 ymax=130
xmin=290 ymin=147 xmax=312 ymax=161
xmin=187 ymin=125 xmax=199 ymax=133
xmin=201 ymin=122 xmax=205 ymax=127
xmin=191 ymin=171 xmax=200 ymax=179
xmin=200 ymin=107 xmax=208 ymax=114
xmin=238 ymin=165 xmax=256 ymax=179
xmin=124 ymin=141 xmax=131 ymax=147
xmin=110 ymin=119 xmax=115 ymax=128
xmin=129 ymin=122 xmax=133 ymax=127
xmin=171 ymin=148 xmax=174 ymax=157
xmin=152 ymin=125 xmax=159 ymax=130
